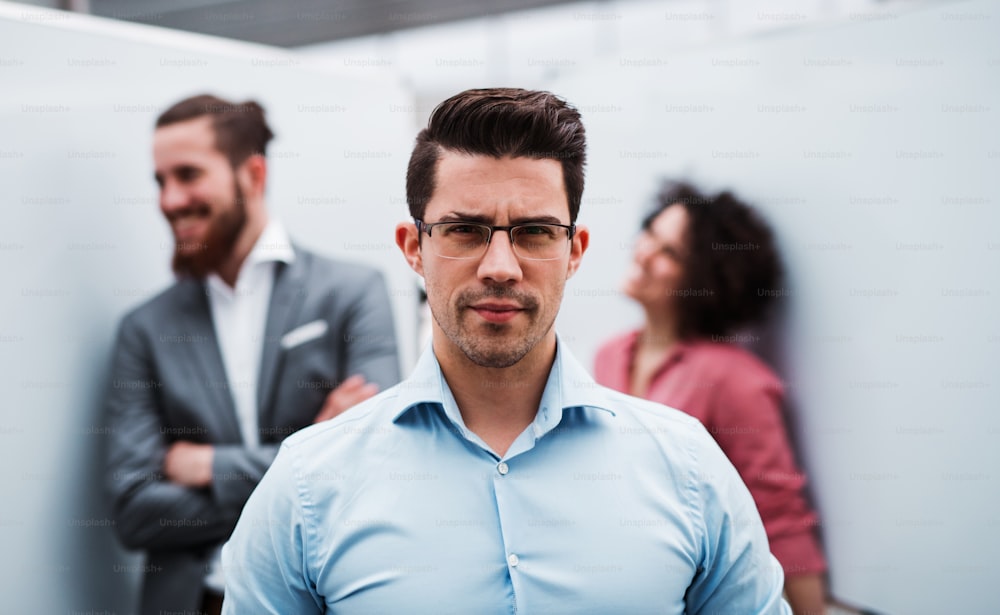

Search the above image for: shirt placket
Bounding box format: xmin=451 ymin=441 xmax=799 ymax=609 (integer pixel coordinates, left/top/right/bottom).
xmin=491 ymin=453 xmax=524 ymax=615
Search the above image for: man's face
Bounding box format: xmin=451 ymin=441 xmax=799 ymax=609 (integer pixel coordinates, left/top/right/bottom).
xmin=398 ymin=152 xmax=588 ymax=368
xmin=153 ymin=116 xmax=247 ymax=278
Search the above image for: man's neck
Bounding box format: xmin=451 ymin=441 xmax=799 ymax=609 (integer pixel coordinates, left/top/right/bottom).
xmin=436 ymin=335 xmax=556 ymax=457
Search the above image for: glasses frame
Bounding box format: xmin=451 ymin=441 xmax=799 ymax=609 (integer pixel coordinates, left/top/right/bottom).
xmin=415 ymin=219 xmax=576 ymax=261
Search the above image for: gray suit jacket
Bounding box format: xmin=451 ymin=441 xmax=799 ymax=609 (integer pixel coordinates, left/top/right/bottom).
xmin=104 ymin=246 xmax=400 ymax=614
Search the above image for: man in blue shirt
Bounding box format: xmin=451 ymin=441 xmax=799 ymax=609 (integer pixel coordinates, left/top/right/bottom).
xmin=222 ymin=88 xmax=790 ymax=614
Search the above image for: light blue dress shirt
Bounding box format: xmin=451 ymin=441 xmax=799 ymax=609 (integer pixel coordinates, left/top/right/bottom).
xmin=222 ymin=339 xmax=790 ymax=614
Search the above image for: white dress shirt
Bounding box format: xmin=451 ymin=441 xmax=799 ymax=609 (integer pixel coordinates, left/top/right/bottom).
xmin=203 ymin=219 xmax=295 ymax=593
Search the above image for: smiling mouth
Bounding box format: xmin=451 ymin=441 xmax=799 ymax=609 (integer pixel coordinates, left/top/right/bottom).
xmin=167 ymin=205 xmax=210 ymax=222
xmin=168 ymin=207 xmax=210 ymax=235
xmin=172 ymin=219 xmax=206 ymax=239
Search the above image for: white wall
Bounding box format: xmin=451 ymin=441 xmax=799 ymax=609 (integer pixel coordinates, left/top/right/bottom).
xmin=551 ymin=1 xmax=999 ymax=613
xmin=2 ymin=0 xmax=997 ymax=613
xmin=0 ymin=4 xmax=416 ymax=612
xmin=298 ymin=0 xmax=917 ymax=122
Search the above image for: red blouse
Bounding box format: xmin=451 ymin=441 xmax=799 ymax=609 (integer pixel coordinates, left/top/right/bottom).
xmin=594 ymin=330 xmax=827 ymax=577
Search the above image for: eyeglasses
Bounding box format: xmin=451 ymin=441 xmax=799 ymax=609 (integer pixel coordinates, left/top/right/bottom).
xmin=416 ymin=219 xmax=575 ymax=261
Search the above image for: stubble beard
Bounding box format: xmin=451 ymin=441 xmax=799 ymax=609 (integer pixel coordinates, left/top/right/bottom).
xmin=171 ymin=181 xmax=247 ymax=279
xmin=433 ymin=285 xmax=551 ymax=369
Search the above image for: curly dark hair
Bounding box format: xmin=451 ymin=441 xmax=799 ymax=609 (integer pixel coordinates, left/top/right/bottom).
xmin=406 ymin=88 xmax=587 ymax=223
xmin=642 ymin=180 xmax=785 ymax=339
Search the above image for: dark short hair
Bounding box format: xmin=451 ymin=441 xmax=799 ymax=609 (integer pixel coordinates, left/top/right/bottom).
xmin=644 ymin=181 xmax=784 ymax=339
xmin=156 ymin=94 xmax=274 ymax=167
xmin=406 ymin=88 xmax=587 ymax=223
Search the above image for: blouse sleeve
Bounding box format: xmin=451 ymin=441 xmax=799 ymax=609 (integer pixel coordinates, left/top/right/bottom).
xmin=708 ymin=370 xmax=827 ymax=576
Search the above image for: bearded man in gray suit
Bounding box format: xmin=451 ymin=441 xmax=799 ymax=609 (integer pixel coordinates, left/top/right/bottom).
xmin=104 ymin=94 xmax=401 ymax=615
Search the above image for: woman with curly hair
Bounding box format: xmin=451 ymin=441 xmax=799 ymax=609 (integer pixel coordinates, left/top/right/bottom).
xmin=594 ymin=181 xmax=828 ymax=615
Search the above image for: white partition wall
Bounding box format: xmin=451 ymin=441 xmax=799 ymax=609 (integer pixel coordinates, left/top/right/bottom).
xmin=552 ymin=2 xmax=998 ymax=613
xmin=2 ymin=0 xmax=998 ymax=613
xmin=0 ymin=4 xmax=416 ymax=612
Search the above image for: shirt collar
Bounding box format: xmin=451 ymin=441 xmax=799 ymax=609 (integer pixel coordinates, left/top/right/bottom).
xmin=392 ymin=334 xmax=616 ymax=439
xmin=204 ymin=219 xmax=295 ymax=293
xmin=245 ymin=219 xmax=295 ymax=268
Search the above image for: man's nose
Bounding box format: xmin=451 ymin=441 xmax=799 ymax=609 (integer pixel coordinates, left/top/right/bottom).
xmin=159 ymin=180 xmax=190 ymax=215
xmin=477 ymin=230 xmax=523 ymax=284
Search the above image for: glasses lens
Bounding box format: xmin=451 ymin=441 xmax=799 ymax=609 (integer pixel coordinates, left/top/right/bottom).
xmin=512 ymin=225 xmax=569 ymax=260
xmin=434 ymin=223 xmax=490 ymax=258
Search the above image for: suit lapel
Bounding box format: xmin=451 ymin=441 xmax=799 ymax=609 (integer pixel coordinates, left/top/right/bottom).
xmin=177 ymin=279 xmax=242 ymax=440
xmin=257 ymin=248 xmax=309 ymax=430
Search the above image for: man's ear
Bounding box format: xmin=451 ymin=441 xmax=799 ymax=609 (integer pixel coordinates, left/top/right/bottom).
xmin=396 ymin=222 xmax=424 ymax=277
xmin=238 ymin=154 xmax=267 ymax=198
xmin=566 ymin=224 xmax=589 ymax=279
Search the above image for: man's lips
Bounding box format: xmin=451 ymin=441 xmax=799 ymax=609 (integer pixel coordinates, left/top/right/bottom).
xmin=172 ymin=218 xmax=207 ymax=240
xmin=168 ymin=209 xmax=210 ymax=239
xmin=469 ymin=302 xmax=525 ymax=324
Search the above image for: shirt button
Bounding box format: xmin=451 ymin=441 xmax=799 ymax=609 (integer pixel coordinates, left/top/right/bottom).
xmin=507 ymin=553 xmax=519 ymax=567
xmin=497 ymin=462 xmax=509 ymax=475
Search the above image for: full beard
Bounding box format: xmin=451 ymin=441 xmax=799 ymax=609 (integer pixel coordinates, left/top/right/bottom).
xmin=171 ymin=182 xmax=247 ymax=279
xmin=435 ymin=285 xmax=547 ymax=369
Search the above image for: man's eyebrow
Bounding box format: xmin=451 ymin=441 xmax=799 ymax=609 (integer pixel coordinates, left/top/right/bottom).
xmin=437 ymin=212 xmax=492 ymax=223
xmin=435 ymin=212 xmax=568 ymax=225
xmin=509 ymin=215 xmax=566 ymax=225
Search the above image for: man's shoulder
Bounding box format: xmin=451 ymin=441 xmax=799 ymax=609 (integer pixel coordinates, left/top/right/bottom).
xmin=281 ymin=385 xmax=403 ymax=456
xmin=293 ymin=245 xmax=386 ymax=287
xmin=558 ymin=365 xmax=709 ymax=456
xmin=118 ymin=278 xmax=200 ymax=330
xmin=599 ymin=386 xmax=757 ymax=498
xmin=599 ymin=384 xmax=706 ymax=435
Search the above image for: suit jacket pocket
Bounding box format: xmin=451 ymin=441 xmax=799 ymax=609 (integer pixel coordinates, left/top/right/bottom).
xmin=280 ymin=319 xmax=329 ymax=350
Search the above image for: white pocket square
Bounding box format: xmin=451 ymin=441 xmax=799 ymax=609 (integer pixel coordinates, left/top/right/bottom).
xmin=280 ymin=320 xmax=329 ymax=350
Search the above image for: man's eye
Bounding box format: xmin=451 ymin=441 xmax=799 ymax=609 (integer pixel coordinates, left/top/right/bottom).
xmin=520 ymin=225 xmax=557 ymax=237
xmin=444 ymin=224 xmax=482 ymax=235
xmin=177 ymin=168 xmax=201 ymax=182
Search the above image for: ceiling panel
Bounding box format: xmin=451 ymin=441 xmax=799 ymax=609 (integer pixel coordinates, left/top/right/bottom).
xmin=90 ymin=0 xmax=583 ymax=47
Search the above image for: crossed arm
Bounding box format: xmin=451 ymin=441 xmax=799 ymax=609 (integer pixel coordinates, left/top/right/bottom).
xmin=105 ymin=273 xmax=399 ymax=549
